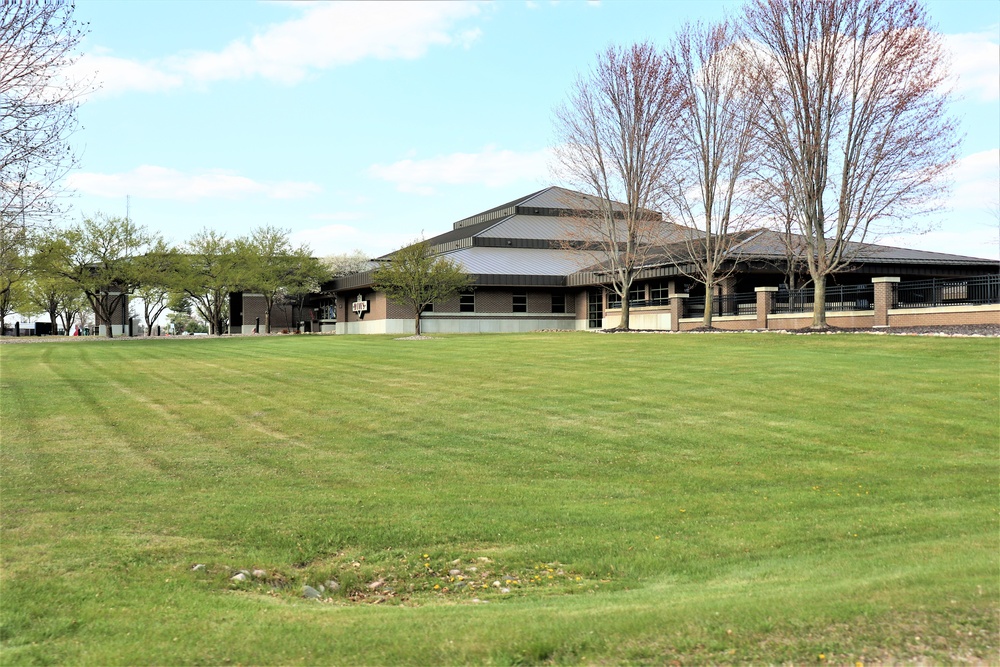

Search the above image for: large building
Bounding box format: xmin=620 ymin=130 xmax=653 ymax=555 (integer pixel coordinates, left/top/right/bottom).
xmin=266 ymin=186 xmax=997 ymax=335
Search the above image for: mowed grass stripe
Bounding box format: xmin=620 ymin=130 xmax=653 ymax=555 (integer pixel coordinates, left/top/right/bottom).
xmin=0 ymin=332 xmax=996 ymax=665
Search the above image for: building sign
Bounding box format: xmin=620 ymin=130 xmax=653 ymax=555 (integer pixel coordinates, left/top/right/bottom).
xmin=352 ymin=294 xmax=370 ymax=318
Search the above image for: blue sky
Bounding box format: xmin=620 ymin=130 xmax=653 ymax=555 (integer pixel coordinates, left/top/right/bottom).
xmin=64 ymin=0 xmax=999 ymax=260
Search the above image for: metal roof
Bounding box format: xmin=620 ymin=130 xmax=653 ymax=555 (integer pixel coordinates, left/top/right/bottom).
xmin=439 ymin=246 xmax=600 ymax=277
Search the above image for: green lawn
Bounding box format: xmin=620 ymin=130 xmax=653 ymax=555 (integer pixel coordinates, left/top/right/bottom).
xmin=1 ymin=332 xmax=997 ymax=665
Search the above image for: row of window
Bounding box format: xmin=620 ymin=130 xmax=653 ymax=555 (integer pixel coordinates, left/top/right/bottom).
xmin=335 ymin=292 xmax=570 ymax=315
xmin=608 ymin=282 xmax=673 ymax=309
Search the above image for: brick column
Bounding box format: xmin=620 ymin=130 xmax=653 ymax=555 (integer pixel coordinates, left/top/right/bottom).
xmin=755 ymin=286 xmax=778 ymax=329
xmin=668 ymin=293 xmax=688 ymax=332
xmin=872 ymin=277 xmax=899 ymax=327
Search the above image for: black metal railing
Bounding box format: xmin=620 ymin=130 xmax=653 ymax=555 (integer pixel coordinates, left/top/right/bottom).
xmin=771 ymin=284 xmax=874 ymax=314
xmin=684 ymin=292 xmax=757 ymax=318
xmin=894 ymin=274 xmax=1000 ymax=309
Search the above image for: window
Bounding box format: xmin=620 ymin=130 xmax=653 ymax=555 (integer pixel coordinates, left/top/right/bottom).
xmin=650 ymin=282 xmax=670 ymax=305
xmin=551 ymin=293 xmax=565 ymax=313
xmin=512 ymin=290 xmax=527 ymax=313
xmin=460 ymin=291 xmax=475 ymax=312
xmin=423 ymin=302 xmax=433 ymax=313
xmin=629 ymin=284 xmax=646 ymax=305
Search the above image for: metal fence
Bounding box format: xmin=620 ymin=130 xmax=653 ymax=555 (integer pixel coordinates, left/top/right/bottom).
xmin=684 ymin=292 xmax=757 ymax=318
xmin=894 ymin=274 xmax=1000 ymax=309
xmin=771 ymin=284 xmax=874 ymax=314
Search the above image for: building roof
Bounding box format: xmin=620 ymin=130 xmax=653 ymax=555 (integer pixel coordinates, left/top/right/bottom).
xmin=337 ymin=187 xmax=999 ymax=292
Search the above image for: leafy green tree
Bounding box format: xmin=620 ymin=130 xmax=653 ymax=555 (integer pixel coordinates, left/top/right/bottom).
xmin=237 ymin=226 xmax=326 ymax=333
xmin=37 ymin=214 xmax=156 ymax=338
xmin=176 ymin=229 xmax=239 ymax=336
xmin=0 ymin=221 xmax=30 ymax=333
xmin=373 ymin=240 xmax=472 ymax=336
xmin=133 ymin=238 xmax=180 ymax=336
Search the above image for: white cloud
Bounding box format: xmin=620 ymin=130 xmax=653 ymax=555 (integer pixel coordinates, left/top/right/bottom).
xmin=943 ymin=27 xmax=1000 ymax=101
xmin=79 ymin=2 xmax=484 ymax=95
xmin=67 ymin=165 xmax=321 ymax=201
xmin=368 ymin=146 xmax=551 ymax=195
xmin=946 ymin=149 xmax=999 ymax=211
xmin=290 ymin=223 xmax=415 ymax=258
xmin=69 ymin=53 xmax=184 ymax=96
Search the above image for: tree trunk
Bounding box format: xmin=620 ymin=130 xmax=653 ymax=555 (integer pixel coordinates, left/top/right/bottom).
xmin=618 ymin=295 xmax=631 ymax=330
xmin=811 ymin=275 xmax=827 ymax=329
xmin=702 ymin=288 xmax=714 ymax=328
xmin=265 ymin=308 xmax=271 ymax=334
xmin=414 ymin=309 xmax=421 ymax=336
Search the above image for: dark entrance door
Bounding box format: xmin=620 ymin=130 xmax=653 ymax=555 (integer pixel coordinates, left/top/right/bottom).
xmin=588 ymin=290 xmax=603 ymax=329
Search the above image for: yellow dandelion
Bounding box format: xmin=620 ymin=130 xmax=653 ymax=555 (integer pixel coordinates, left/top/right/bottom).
xmin=423 ymin=554 xmax=429 ymax=559
xmin=655 ymin=536 xmax=660 ymax=540
xmin=433 ymin=584 xmax=440 ymax=590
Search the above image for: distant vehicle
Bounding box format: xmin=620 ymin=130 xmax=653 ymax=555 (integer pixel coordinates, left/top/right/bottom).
xmin=181 ymin=331 xmax=192 ymax=336
xmin=193 ymin=332 xmax=208 ymax=336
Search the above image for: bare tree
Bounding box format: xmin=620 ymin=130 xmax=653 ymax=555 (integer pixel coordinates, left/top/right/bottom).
xmin=666 ymin=21 xmax=762 ymax=328
xmin=745 ymin=0 xmax=958 ymax=328
xmin=553 ymin=42 xmax=683 ymax=330
xmin=1 ymin=2 xmax=87 ymax=228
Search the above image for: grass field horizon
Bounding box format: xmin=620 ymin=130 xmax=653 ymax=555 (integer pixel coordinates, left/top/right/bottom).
xmin=1 ymin=332 xmax=997 ymax=665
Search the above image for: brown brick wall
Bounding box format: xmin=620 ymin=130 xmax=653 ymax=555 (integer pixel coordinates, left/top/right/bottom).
xmin=888 ymin=308 xmax=1000 ymax=327
xmin=477 ymin=289 xmax=511 ymax=314
xmin=525 ymin=291 xmax=546 ymax=313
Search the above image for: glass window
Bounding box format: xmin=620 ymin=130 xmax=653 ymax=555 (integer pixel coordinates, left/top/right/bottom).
xmin=629 ymin=284 xmax=646 ymax=304
xmin=424 ymin=302 xmax=433 ymax=313
xmin=650 ymin=282 xmax=670 ymax=304
xmin=551 ymin=293 xmax=565 ymax=313
xmin=460 ymin=291 xmax=475 ymax=312
xmin=512 ymin=290 xmax=527 ymax=313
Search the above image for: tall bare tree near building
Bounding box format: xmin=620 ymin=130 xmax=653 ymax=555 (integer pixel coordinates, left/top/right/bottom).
xmin=666 ymin=21 xmax=762 ymax=328
xmin=553 ymin=42 xmax=683 ymax=330
xmin=744 ymin=0 xmax=958 ymax=328
xmin=1 ymin=1 xmax=87 ymax=227
xmin=1 ymin=3 xmax=87 ymax=331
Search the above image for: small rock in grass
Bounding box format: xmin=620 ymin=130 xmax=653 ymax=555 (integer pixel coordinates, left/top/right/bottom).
xmin=325 ymin=580 xmax=341 ymax=592
xmin=252 ymin=569 xmax=267 ymax=578
xmin=453 ymin=581 xmax=467 ymax=589
xmin=448 ymin=569 xmax=462 ymax=576
xmin=230 ymin=572 xmax=247 ymax=582
xmin=191 ymin=564 xmax=205 ymax=572
xmin=501 ymin=587 xmax=510 ymax=593
xmin=492 ymin=581 xmax=501 ymax=588
xmin=302 ymin=585 xmax=321 ymax=599
xmin=451 ymin=558 xmax=462 ymax=565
